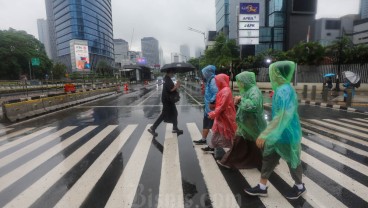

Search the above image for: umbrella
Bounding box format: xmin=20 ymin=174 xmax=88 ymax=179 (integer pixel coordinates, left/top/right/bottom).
xmin=160 ymin=62 xmax=195 ymax=73
xmin=343 ymin=71 xmax=360 ymax=84
xmin=323 ymin=73 xmax=335 ymax=77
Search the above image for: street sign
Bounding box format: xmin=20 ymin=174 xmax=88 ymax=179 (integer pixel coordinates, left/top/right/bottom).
xmin=239 ymin=30 xmax=259 ymax=37
xmin=239 ymin=38 xmax=259 ymax=45
xmin=239 ymin=14 xmax=259 ymax=22
xmin=239 ymin=22 xmax=259 ymax=30
xmin=31 ymin=58 xmax=40 ymax=66
xmin=240 ymin=3 xmax=259 ymax=14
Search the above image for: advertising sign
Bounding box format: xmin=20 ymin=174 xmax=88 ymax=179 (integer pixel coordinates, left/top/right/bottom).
xmin=239 ymin=22 xmax=260 ymax=30
xmin=31 ymin=58 xmax=40 ymax=66
xmin=239 ymin=14 xmax=259 ymax=22
xmin=74 ymin=45 xmax=90 ymax=71
xmin=239 ymin=3 xmax=259 ymax=14
xmin=239 ymin=38 xmax=259 ymax=45
xmin=239 ymin=30 xmax=259 ymax=38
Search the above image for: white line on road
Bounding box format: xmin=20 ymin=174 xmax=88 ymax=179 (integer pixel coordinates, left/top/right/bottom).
xmin=54 ymin=125 xmax=137 ymax=208
xmin=0 ymin=126 xmax=97 ymax=193
xmin=353 ymin=118 xmax=368 ymax=124
xmin=183 ymin=89 xmax=203 ymax=106
xmin=339 ymin=118 xmax=368 ymax=128
xmin=0 ymin=128 xmax=35 ymax=142
xmin=105 ymin=125 xmax=153 ymax=208
xmin=137 ymin=89 xmax=159 ymax=106
xmin=324 ymin=119 xmax=368 ymax=134
xmin=157 ymin=124 xmax=184 ymax=208
xmin=3 ymin=125 xmax=117 ymax=208
xmin=75 ymin=104 xmax=202 ymax=108
xmin=186 ymin=123 xmax=239 ymax=208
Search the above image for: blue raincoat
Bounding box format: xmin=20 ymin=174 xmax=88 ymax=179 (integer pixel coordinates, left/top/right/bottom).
xmin=202 ymin=65 xmax=218 ymax=116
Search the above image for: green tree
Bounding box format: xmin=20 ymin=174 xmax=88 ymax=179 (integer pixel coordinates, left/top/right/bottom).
xmin=96 ymin=60 xmax=112 ymax=76
xmin=0 ymin=28 xmax=52 ymax=80
xmin=288 ymin=41 xmax=325 ymax=65
xmin=52 ymin=63 xmax=67 ymax=79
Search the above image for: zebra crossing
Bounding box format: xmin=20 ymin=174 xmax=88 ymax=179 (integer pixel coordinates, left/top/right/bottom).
xmin=0 ymin=117 xmax=367 ymax=207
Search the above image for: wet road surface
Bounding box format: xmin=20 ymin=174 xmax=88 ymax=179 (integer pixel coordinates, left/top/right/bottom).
xmin=0 ymin=83 xmax=367 ymax=207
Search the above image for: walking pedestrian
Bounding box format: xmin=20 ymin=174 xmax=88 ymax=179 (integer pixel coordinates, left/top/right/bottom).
xmin=193 ymin=65 xmax=218 ymax=145
xmin=148 ymin=69 xmax=183 ymax=136
xmin=244 ymin=61 xmax=306 ymax=200
xmin=217 ymin=72 xmax=266 ymax=169
xmin=201 ymin=74 xmax=237 ymax=154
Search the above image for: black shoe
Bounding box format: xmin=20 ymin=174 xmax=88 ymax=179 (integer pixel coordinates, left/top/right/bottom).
xmin=148 ymin=127 xmax=158 ymax=137
xmin=193 ymin=139 xmax=207 ymax=145
xmin=201 ymin=146 xmax=214 ymax=153
xmin=285 ymin=184 xmax=306 ymax=200
xmin=172 ymin=129 xmax=183 ymax=134
xmin=244 ymin=184 xmax=268 ymax=197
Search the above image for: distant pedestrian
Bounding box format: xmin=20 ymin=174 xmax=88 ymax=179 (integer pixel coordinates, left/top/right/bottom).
xmin=201 ymin=74 xmax=237 ymax=154
xmin=193 ymin=65 xmax=218 ymax=145
xmin=217 ymin=72 xmax=266 ymax=169
xmin=148 ymin=69 xmax=183 ymax=136
xmin=244 ymin=61 xmax=306 ymax=200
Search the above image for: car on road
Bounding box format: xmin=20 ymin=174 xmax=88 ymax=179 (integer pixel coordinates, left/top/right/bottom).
xmin=156 ymin=76 xmax=163 ymax=85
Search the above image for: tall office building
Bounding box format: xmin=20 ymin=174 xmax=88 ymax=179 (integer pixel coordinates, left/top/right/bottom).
xmin=141 ymin=37 xmax=159 ymax=66
xmin=114 ymin=39 xmax=129 ymax=66
xmin=180 ymin=45 xmax=190 ymax=62
xmin=361 ymin=0 xmax=368 ymax=19
xmin=37 ymin=19 xmax=52 ymax=59
xmin=216 ymin=0 xmax=230 ymax=37
xmin=45 ymin=0 xmax=114 ymax=72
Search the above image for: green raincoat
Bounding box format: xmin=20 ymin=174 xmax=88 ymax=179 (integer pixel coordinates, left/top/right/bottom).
xmin=235 ymin=72 xmax=267 ymax=141
xmin=259 ymin=61 xmax=302 ymax=169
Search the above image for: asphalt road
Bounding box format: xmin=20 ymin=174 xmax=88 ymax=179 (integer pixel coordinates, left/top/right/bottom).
xmin=0 ymin=83 xmax=367 ymax=207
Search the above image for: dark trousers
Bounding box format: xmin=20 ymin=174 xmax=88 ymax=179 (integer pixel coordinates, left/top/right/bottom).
xmin=152 ymin=102 xmax=178 ymax=130
xmin=152 ymin=112 xmax=178 ymax=130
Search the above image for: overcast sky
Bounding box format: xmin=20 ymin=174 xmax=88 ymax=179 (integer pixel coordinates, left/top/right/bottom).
xmin=0 ymin=0 xmax=360 ymax=63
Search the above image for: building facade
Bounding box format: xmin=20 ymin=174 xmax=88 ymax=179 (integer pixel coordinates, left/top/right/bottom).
xmin=113 ymin=39 xmax=129 ymax=67
xmin=180 ymin=44 xmax=190 ymax=62
xmin=141 ymin=37 xmax=159 ymax=67
xmin=314 ymin=18 xmax=341 ymax=46
xmin=37 ymin=19 xmax=52 ymax=59
xmin=45 ymin=0 xmax=114 ymax=72
xmin=361 ymin=0 xmax=368 ymax=19
xmin=216 ymin=0 xmax=230 ymax=37
xmin=353 ymin=19 xmax=368 ymax=45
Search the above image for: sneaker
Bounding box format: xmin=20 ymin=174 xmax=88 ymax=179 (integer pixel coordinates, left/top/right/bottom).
xmin=244 ymin=184 xmax=268 ymax=197
xmin=148 ymin=127 xmax=158 ymax=137
xmin=285 ymin=184 xmax=306 ymax=200
xmin=193 ymin=139 xmax=207 ymax=145
xmin=216 ymin=160 xmax=231 ymax=169
xmin=201 ymin=146 xmax=214 ymax=153
xmin=172 ymin=129 xmax=183 ymax=134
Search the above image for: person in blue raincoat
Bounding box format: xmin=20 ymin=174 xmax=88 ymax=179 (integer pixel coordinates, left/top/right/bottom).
xmin=193 ymin=65 xmax=218 ymax=145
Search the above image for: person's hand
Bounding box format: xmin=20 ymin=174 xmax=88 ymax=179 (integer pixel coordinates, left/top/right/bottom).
xmin=176 ymin=82 xmax=181 ymax=88
xmin=256 ymin=138 xmax=265 ymax=149
xmin=208 ymin=112 xmax=215 ymax=119
xmin=234 ymin=96 xmax=241 ymax=105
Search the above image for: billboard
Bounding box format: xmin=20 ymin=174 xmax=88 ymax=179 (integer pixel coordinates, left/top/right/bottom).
xmin=239 ymin=3 xmax=259 ymax=14
xmin=74 ymin=45 xmax=90 ymax=71
xmin=292 ymin=0 xmax=317 ymax=14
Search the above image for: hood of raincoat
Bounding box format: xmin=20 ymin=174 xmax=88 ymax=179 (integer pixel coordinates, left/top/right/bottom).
xmin=215 ymin=74 xmax=230 ymax=90
xmin=236 ymin=71 xmax=256 ymax=94
xmin=202 ymin=65 xmax=216 ymax=81
xmin=269 ymin=61 xmax=296 ymax=90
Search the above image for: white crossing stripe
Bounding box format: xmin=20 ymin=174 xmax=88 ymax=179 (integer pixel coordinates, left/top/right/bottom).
xmin=105 ymin=125 xmax=153 ymax=207
xmin=187 ymin=123 xmax=239 ymax=208
xmin=275 ymin=161 xmax=347 ymax=208
xmin=301 ymin=151 xmax=368 ymax=203
xmin=324 ymin=119 xmax=368 ymax=134
xmin=0 ymin=128 xmax=35 ymax=142
xmin=4 ymin=125 xmax=118 ymax=208
xmin=302 ymin=128 xmax=368 ymax=157
xmin=353 ymin=118 xmax=368 ymax=124
xmin=0 ymin=127 xmax=55 ymax=152
xmin=307 ymin=119 xmax=368 ymax=139
xmin=239 ymin=169 xmax=293 ymax=208
xmin=301 ymin=121 xmax=368 ymax=148
xmin=302 ymin=137 xmax=368 ymax=177
xmin=0 ymin=126 xmax=76 ymax=169
xmin=0 ymin=126 xmax=97 ymax=193
xmin=157 ymin=124 xmax=184 ymax=208
xmin=339 ymin=118 xmax=368 ymax=127
xmin=54 ymin=125 xmax=137 ymax=208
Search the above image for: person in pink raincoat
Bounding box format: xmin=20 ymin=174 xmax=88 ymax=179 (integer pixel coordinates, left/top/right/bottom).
xmin=201 ymin=74 xmax=237 ymax=154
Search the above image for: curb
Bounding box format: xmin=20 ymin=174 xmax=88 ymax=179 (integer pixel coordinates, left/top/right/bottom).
xmin=298 ymin=100 xmax=368 ymax=114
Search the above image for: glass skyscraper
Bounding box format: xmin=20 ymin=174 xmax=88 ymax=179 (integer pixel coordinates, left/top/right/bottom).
xmin=216 ymin=0 xmax=230 ymax=37
xmin=45 ymin=0 xmax=114 ymax=71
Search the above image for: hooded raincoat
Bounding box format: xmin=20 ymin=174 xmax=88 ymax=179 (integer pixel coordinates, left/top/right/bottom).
xmin=259 ymin=61 xmax=302 ymax=169
xmin=202 ymin=65 xmax=218 ymax=116
xmin=208 ymin=74 xmax=237 ymax=140
xmin=235 ymin=72 xmax=267 ymax=141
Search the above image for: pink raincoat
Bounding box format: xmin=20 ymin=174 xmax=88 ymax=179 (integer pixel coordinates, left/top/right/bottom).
xmin=208 ymin=74 xmax=237 ymax=140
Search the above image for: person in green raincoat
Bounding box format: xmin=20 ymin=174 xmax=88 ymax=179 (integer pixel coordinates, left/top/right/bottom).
xmin=217 ymin=71 xmax=266 ymax=169
xmin=244 ymin=61 xmax=306 ymax=200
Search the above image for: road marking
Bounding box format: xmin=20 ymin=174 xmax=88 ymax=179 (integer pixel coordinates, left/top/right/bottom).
xmin=301 ymin=121 xmax=368 ymax=148
xmin=0 ymin=126 xmax=76 ymax=169
xmin=157 ymin=124 xmax=184 ymax=208
xmin=183 ymin=89 xmax=203 ymax=106
xmin=0 ymin=127 xmax=55 ymax=152
xmin=54 ymin=125 xmax=137 ymax=208
xmin=307 ymin=119 xmax=368 ymax=140
xmin=76 ymin=105 xmax=202 ymax=108
xmin=302 ymin=128 xmax=368 ymax=157
xmin=302 ymin=137 xmax=368 ymax=177
xmin=275 ymin=160 xmax=347 ymax=208
xmin=3 ymin=125 xmax=117 ymax=208
xmin=339 ymin=118 xmax=368 ymax=127
xmin=0 ymin=126 xmax=97 ymax=193
xmin=137 ymin=89 xmax=159 ymax=106
xmin=0 ymin=128 xmax=35 ymax=142
xmin=353 ymin=118 xmax=368 ymax=124
xmin=239 ymin=168 xmax=293 ymax=208
xmin=105 ymin=125 xmax=153 ymax=208
xmin=324 ymin=119 xmax=368 ymax=134
xmin=187 ymin=123 xmax=239 ymax=208
xmin=301 ymin=151 xmax=368 ymax=203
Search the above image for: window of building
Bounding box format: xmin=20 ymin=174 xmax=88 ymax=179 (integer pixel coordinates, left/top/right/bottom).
xmin=325 ymin=20 xmax=341 ymax=30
